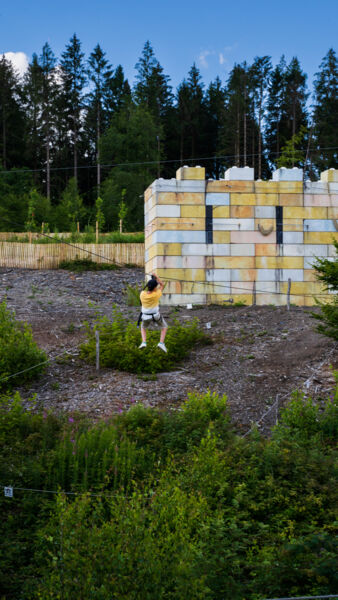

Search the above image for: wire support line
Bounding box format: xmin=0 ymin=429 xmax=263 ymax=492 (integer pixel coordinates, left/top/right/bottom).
xmin=0 ymin=146 xmax=338 ymax=176
xmin=0 ymin=350 xmax=72 ymax=384
xmin=2 ymin=485 xmax=137 ymax=499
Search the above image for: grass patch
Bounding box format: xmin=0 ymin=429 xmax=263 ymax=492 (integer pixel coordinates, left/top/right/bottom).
xmin=3 ymin=232 xmax=145 ymax=244
xmin=80 ymin=306 xmax=211 ymax=373
xmin=59 ymin=258 xmax=119 ymax=271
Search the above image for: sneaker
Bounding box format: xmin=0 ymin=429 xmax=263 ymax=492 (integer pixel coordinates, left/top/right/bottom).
xmin=139 ymin=342 xmax=147 ymax=349
xmin=157 ymin=342 xmax=167 ymax=353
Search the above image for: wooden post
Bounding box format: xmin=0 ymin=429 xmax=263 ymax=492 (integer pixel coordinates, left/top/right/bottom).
xmin=41 ymin=222 xmax=44 ymax=233
xmin=77 ymin=221 xmax=80 ymax=233
xmin=252 ymin=280 xmax=256 ymax=306
xmin=29 ymin=231 xmax=32 ymax=244
xmin=119 ymin=219 xmax=123 ymax=234
xmin=287 ymin=278 xmax=291 ymax=310
xmin=96 ymin=221 xmax=99 ymax=244
xmin=95 ymin=330 xmax=100 ymax=371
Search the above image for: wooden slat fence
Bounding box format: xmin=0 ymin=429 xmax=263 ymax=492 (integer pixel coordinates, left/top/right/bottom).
xmin=0 ymin=242 xmax=145 ymax=269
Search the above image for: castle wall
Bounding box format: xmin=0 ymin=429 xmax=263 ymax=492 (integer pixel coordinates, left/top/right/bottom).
xmin=144 ymin=166 xmax=338 ymax=306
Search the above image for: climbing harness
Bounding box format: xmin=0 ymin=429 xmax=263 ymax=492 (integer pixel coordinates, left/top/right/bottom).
xmin=137 ymin=307 xmax=161 ymax=327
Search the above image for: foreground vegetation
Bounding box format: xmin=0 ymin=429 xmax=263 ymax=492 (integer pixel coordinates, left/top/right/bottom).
xmin=1 ymin=387 xmax=337 ymax=599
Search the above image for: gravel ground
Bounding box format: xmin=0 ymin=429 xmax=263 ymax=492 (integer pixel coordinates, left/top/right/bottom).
xmin=1 ymin=266 xmax=337 ymax=434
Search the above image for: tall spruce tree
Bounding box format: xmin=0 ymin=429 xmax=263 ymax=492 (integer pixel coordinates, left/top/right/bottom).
xmin=22 ymin=54 xmax=43 ymax=182
xmin=86 ymin=44 xmax=113 ymax=192
xmin=0 ymin=54 xmax=25 ymax=169
xmin=265 ymin=56 xmax=287 ymax=167
xmin=219 ymin=63 xmax=252 ymax=169
xmin=40 ymin=43 xmax=58 ymax=200
xmin=312 ymin=48 xmax=338 ymax=172
xmin=266 ymin=56 xmax=308 ymax=168
xmin=177 ymin=64 xmax=207 ymax=163
xmin=250 ymin=56 xmax=272 ymax=178
xmin=105 ymin=65 xmax=131 ymax=117
xmin=134 ymin=41 xmax=173 ymax=177
xmin=60 ymin=34 xmax=87 ymax=182
xmin=205 ymin=76 xmax=226 ymax=178
xmin=134 ymin=41 xmax=173 ymax=122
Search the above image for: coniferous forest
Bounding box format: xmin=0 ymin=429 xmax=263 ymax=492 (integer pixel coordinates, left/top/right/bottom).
xmin=0 ymin=38 xmax=338 ymax=232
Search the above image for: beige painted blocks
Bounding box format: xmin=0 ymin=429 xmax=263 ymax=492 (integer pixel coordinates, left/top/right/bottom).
xmin=176 ymin=166 xmax=205 ymax=180
xmin=181 ymin=205 xmax=206 ymax=218
xmin=321 ymin=168 xmax=338 ymax=183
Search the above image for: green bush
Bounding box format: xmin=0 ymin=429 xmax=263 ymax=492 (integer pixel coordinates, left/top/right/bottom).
xmin=312 ymin=239 xmax=338 ymax=340
xmin=80 ymin=306 xmax=211 ymax=373
xmin=0 ymin=300 xmax=47 ymax=390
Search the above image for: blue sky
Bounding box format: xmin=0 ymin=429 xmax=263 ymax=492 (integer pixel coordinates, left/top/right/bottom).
xmin=1 ymin=0 xmax=337 ymax=92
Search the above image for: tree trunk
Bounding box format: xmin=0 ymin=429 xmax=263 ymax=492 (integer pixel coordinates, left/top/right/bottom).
xmin=46 ymin=112 xmax=50 ymax=200
xmin=97 ymin=102 xmax=101 ymax=192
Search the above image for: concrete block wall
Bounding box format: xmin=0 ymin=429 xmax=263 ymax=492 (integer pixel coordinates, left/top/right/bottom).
xmin=144 ymin=166 xmax=338 ymax=306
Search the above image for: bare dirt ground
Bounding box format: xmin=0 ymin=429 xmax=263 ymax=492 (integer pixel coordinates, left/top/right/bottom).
xmin=1 ymin=266 xmax=337 ymax=434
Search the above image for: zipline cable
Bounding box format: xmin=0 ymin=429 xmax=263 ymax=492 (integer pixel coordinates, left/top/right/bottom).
xmin=0 ymin=146 xmax=337 ymax=176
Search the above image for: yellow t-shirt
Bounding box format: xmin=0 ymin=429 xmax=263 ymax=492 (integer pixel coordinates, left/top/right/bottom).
xmin=140 ymin=288 xmax=162 ymax=309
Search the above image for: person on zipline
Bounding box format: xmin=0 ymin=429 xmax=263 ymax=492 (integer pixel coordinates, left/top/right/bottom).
xmin=138 ymin=273 xmax=168 ymax=352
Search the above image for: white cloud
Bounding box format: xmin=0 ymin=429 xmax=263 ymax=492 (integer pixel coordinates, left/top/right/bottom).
xmin=3 ymin=52 xmax=29 ymax=77
xmin=219 ymin=53 xmax=227 ymax=65
xmin=198 ymin=50 xmax=214 ymax=69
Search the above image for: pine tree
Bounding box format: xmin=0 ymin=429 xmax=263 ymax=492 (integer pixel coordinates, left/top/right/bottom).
xmin=205 ymin=77 xmax=226 ymax=178
xmin=134 ymin=41 xmax=173 ymax=178
xmin=0 ymin=54 xmax=25 ymax=169
xmin=284 ymin=57 xmax=308 ymax=142
xmin=250 ymin=56 xmax=272 ymax=178
xmin=40 ymin=43 xmax=58 ymax=200
xmin=265 ymin=56 xmax=287 ymax=167
xmin=312 ymin=48 xmax=338 ymax=172
xmin=86 ymin=44 xmax=113 ymax=192
xmin=134 ymin=41 xmax=173 ymax=122
xmin=22 ymin=54 xmax=44 ymax=181
xmin=60 ymin=34 xmax=87 ymax=182
xmin=266 ymin=56 xmax=308 ymax=169
xmin=177 ymin=64 xmax=207 ymax=163
xmin=104 ymin=64 xmax=131 ymax=118
xmin=219 ymin=63 xmax=250 ymax=169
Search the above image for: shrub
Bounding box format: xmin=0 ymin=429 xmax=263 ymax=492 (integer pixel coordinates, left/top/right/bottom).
xmin=80 ymin=306 xmax=211 ymax=373
xmin=312 ymin=239 xmax=338 ymax=340
xmin=0 ymin=300 xmax=47 ymax=390
xmin=124 ymin=282 xmax=142 ymax=306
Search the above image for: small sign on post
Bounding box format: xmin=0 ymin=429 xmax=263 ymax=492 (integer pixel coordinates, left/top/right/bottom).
xmin=4 ymin=486 xmax=13 ymax=498
xmin=95 ymin=330 xmax=100 ymax=371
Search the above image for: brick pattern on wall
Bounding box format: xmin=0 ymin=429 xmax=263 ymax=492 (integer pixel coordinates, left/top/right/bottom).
xmin=144 ymin=166 xmax=338 ymax=306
